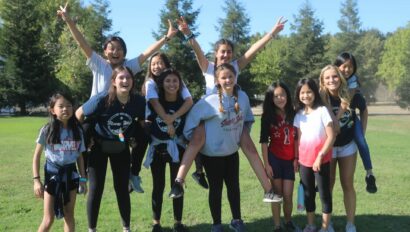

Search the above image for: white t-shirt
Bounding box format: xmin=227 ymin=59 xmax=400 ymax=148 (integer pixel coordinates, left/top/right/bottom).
xmin=293 ymin=106 xmax=333 ymax=167
xmin=86 ymin=51 xmax=141 ymax=97
xmin=203 ymin=60 xmax=240 ymax=95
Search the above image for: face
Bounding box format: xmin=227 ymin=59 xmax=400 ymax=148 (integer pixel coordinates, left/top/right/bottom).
xmin=50 ymin=97 xmax=73 ymax=123
xmin=215 ymin=44 xmax=233 ymax=65
xmin=299 ymin=84 xmax=315 ymax=107
xmin=163 ymin=74 xmax=180 ymax=96
xmin=273 ymin=87 xmax=287 ymax=111
xmin=113 ymin=70 xmax=133 ymax=94
xmin=104 ymin=41 xmax=125 ymax=66
xmin=338 ymin=59 xmax=354 ymax=79
xmin=150 ymin=55 xmax=167 ymax=76
xmin=217 ymin=69 xmax=236 ymax=95
xmin=323 ymin=68 xmax=341 ymax=92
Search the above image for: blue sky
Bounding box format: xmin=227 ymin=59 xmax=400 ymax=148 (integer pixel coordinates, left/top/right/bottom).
xmin=87 ymin=0 xmax=410 ymax=56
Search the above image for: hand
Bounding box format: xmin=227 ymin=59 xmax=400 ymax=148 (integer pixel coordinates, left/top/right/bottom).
xmin=57 ymin=2 xmax=69 ymax=21
xmin=293 ymin=159 xmax=299 ymax=172
xmin=270 ymin=16 xmax=287 ymax=36
xmin=176 ymin=16 xmax=192 ymax=36
xmin=264 ymin=164 xmax=273 ymax=179
xmin=167 ymin=123 xmax=176 ymax=137
xmin=166 ymin=19 xmax=178 ymax=39
xmin=312 ymin=155 xmax=322 ymax=172
xmin=33 ymin=180 xmax=44 ymax=199
xmin=163 ymin=114 xmax=174 ymax=125
xmin=79 ymin=182 xmax=88 ymax=195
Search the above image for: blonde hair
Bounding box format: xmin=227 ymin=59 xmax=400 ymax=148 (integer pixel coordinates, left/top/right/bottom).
xmin=319 ymin=64 xmax=350 ymax=107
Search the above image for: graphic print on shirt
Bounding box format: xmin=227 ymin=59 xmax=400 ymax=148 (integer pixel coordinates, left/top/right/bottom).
xmin=332 ymin=106 xmax=353 ymax=128
xmin=107 ymin=112 xmax=132 ymax=135
xmin=155 ymin=109 xmax=181 ymax=133
xmin=220 ymin=110 xmax=243 ymax=132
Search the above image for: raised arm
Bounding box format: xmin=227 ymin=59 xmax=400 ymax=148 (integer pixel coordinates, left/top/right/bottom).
xmin=138 ymin=19 xmax=178 ymax=66
xmin=177 ymin=16 xmax=209 ymax=72
xmin=237 ymin=17 xmax=286 ymax=70
xmin=57 ymin=2 xmax=93 ymax=58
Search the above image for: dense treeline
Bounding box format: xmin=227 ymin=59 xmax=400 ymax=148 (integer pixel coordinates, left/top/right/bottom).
xmin=0 ymin=0 xmax=409 ymax=114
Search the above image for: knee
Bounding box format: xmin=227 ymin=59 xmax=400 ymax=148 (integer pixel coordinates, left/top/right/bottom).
xmin=41 ymin=216 xmax=54 ymax=230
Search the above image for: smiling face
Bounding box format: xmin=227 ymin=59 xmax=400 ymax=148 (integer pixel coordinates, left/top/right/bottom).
xmin=216 ymin=68 xmax=236 ymax=95
xmin=104 ymin=41 xmax=125 ymax=66
xmin=338 ymin=59 xmax=354 ymax=79
xmin=273 ymin=86 xmax=287 ymax=111
xmin=50 ymin=97 xmax=73 ymax=124
xmin=322 ymin=68 xmax=342 ymax=94
xmin=215 ymin=44 xmax=233 ymax=65
xmin=299 ymin=84 xmax=315 ymax=108
xmin=113 ymin=69 xmax=133 ymax=95
xmin=163 ymin=73 xmax=180 ymax=97
xmin=150 ymin=55 xmax=166 ymax=77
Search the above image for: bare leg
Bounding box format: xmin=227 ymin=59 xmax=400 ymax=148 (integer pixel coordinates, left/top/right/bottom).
xmin=339 ymin=154 xmax=357 ymax=224
xmin=63 ymin=190 xmax=77 ymax=232
xmin=175 ymin=123 xmax=205 ymax=181
xmin=239 ymin=128 xmax=272 ymax=192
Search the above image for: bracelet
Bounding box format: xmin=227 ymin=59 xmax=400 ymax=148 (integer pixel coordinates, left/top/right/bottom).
xmin=184 ymin=33 xmax=195 ymax=41
xmin=270 ymin=33 xmax=275 ymax=39
xmin=163 ymin=35 xmax=170 ymax=42
xmin=33 ymin=176 xmax=40 ymax=180
xmin=79 ymin=177 xmax=88 ymax=183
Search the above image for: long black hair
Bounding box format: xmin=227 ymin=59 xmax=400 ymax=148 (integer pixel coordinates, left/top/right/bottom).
xmin=261 ymin=81 xmax=295 ymax=127
xmin=156 ymin=68 xmax=184 ymax=104
xmin=45 ymin=93 xmax=82 ymax=145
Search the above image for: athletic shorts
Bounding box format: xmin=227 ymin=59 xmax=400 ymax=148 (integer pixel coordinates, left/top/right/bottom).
xmin=332 ymin=140 xmax=357 ymax=158
xmin=268 ymin=152 xmax=295 ymax=181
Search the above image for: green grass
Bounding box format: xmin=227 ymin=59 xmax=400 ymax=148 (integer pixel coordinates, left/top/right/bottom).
xmin=1 ymin=115 xmax=410 ymax=232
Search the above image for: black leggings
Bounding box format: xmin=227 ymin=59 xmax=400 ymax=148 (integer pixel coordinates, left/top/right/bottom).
xmin=131 ymin=122 xmax=149 ymax=176
xmin=299 ymin=162 xmax=332 ymax=214
xmin=87 ymin=144 xmax=131 ymax=228
xmin=150 ymin=146 xmax=184 ymax=221
xmin=202 ymin=152 xmax=241 ymax=225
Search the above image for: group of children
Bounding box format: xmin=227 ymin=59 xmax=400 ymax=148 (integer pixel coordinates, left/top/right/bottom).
xmin=31 ymin=3 xmax=377 ymax=232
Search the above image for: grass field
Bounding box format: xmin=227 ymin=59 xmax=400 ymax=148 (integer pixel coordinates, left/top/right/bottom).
xmin=0 ymin=115 xmax=410 ymax=232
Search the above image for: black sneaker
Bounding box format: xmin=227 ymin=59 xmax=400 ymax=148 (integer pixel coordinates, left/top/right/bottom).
xmin=173 ymin=223 xmax=189 ymax=232
xmin=152 ymin=224 xmax=163 ymax=232
xmin=365 ymin=174 xmax=377 ymax=193
xmin=191 ymin=171 xmax=209 ymax=189
xmin=169 ymin=181 xmax=184 ymax=198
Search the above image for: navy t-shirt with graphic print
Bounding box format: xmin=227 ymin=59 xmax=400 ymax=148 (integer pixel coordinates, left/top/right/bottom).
xmin=82 ymin=92 xmax=145 ymax=141
xmin=147 ymin=97 xmax=186 ymax=141
xmin=329 ymin=95 xmax=356 ymax=146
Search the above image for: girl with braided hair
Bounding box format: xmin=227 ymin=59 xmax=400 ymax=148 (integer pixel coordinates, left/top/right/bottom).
xmin=181 ymin=63 xmax=272 ymax=231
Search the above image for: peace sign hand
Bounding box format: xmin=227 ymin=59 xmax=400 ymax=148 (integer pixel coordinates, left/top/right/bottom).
xmin=57 ymin=2 xmax=69 ymax=21
xmin=271 ymin=16 xmax=287 ymax=36
xmin=176 ymin=16 xmax=192 ymax=36
xmin=166 ymin=19 xmax=178 ymax=39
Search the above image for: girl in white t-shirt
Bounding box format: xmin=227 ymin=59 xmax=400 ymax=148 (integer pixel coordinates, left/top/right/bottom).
xmin=293 ymin=78 xmax=335 ymax=232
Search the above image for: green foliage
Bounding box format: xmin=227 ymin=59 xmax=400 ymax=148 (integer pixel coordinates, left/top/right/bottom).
xmin=155 ymin=0 xmax=203 ymax=100
xmin=0 ymin=0 xmax=54 ymax=113
xmin=281 ymin=1 xmax=327 ymax=91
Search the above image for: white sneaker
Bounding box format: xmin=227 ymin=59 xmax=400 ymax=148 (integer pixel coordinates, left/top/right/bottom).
xmin=345 ymin=222 xmax=356 ymax=232
xmin=303 ymin=224 xmax=317 ymax=232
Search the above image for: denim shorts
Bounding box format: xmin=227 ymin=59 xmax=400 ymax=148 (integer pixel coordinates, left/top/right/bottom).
xmin=332 ymin=140 xmax=357 ymax=158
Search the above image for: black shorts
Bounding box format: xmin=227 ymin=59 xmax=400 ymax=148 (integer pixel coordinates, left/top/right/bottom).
xmin=268 ymin=152 xmax=295 ymax=181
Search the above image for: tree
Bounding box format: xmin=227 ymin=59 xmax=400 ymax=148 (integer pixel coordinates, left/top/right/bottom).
xmin=55 ymin=0 xmax=112 ymax=102
xmin=216 ymin=0 xmax=261 ymax=102
xmin=154 ymin=0 xmax=203 ymax=100
xmin=282 ymin=1 xmax=327 ymax=91
xmin=0 ymin=0 xmax=53 ymax=114
xmin=377 ymin=24 xmax=410 ymax=107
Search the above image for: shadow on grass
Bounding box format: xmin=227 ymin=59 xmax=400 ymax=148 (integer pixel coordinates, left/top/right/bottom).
xmin=163 ymin=214 xmax=410 ymax=232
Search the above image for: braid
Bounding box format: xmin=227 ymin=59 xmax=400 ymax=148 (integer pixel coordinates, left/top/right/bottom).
xmin=233 ymin=85 xmax=240 ymax=114
xmin=217 ymin=84 xmax=224 ymax=113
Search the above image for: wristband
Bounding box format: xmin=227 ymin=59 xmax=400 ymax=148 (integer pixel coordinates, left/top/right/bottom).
xmin=163 ymin=35 xmax=170 ymax=42
xmin=79 ymin=177 xmax=88 ymax=183
xmin=33 ymin=176 xmax=40 ymax=180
